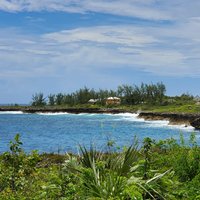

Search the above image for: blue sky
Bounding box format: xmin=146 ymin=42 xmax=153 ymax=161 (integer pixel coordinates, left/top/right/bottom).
xmin=0 ymin=0 xmax=200 ymax=104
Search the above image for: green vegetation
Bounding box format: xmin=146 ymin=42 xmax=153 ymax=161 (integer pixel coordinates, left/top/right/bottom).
xmin=2 ymin=82 xmax=199 ymax=114
xmin=32 ymin=93 xmax=46 ymax=107
xmin=26 ymin=82 xmax=200 ymax=114
xmin=31 ymin=82 xmax=167 ymax=106
xmin=1 ymin=134 xmax=200 ymax=199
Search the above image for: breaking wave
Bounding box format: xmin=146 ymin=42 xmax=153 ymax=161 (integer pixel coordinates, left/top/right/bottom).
xmin=111 ymin=113 xmax=195 ymax=132
xmin=0 ymin=111 xmax=24 ymax=114
xmin=37 ymin=112 xmax=69 ymax=116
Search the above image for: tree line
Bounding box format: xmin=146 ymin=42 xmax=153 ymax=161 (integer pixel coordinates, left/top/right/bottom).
xmin=31 ymin=82 xmax=166 ymax=106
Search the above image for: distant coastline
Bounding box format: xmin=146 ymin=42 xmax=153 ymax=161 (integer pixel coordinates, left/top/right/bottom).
xmin=0 ymin=106 xmax=126 ymax=114
xmin=1 ymin=106 xmax=200 ymax=130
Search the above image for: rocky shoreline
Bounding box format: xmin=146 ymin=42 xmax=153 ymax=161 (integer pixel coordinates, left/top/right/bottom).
xmin=1 ymin=107 xmax=200 ymax=130
xmin=0 ymin=107 xmax=127 ymax=114
xmin=138 ymin=112 xmax=200 ymax=130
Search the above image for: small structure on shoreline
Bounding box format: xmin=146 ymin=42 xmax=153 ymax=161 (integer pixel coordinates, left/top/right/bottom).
xmin=105 ymin=97 xmax=121 ymax=105
xmin=88 ymin=99 xmax=98 ymax=104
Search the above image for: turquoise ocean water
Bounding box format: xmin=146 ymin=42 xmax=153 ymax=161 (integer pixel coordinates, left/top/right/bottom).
xmin=0 ymin=111 xmax=199 ymax=153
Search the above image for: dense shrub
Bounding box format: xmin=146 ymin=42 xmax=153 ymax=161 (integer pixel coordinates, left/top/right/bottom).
xmin=1 ymin=134 xmax=200 ymax=199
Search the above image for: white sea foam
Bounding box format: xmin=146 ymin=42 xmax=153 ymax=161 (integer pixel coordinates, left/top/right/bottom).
xmin=87 ymin=113 xmax=99 ymax=116
xmin=38 ymin=112 xmax=98 ymax=116
xmin=36 ymin=111 xmax=197 ymax=132
xmin=115 ymin=113 xmax=139 ymax=117
xmin=167 ymin=124 xmax=195 ymax=132
xmin=145 ymin=120 xmax=169 ymax=126
xmin=77 ymin=113 xmax=91 ymax=116
xmin=112 ymin=112 xmax=196 ymax=132
xmin=37 ymin=112 xmax=69 ymax=116
xmin=112 ymin=113 xmax=145 ymax=122
xmin=143 ymin=119 xmax=195 ymax=132
xmin=0 ymin=111 xmax=24 ymax=114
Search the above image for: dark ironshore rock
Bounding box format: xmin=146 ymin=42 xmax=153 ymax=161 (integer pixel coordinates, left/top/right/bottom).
xmin=138 ymin=112 xmax=200 ymax=130
xmin=190 ymin=117 xmax=200 ymax=130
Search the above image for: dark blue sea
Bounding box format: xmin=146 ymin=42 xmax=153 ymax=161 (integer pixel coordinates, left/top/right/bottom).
xmin=0 ymin=111 xmax=199 ymax=153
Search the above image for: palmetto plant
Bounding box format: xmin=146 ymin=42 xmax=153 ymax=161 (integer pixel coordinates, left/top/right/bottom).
xmin=63 ymin=141 xmax=171 ymax=199
xmin=78 ymin=144 xmax=131 ymax=199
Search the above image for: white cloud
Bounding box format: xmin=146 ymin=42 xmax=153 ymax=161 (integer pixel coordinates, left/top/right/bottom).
xmin=1 ymin=0 xmax=200 ymax=22
xmin=1 ymin=0 xmax=200 ymax=102
xmin=0 ymin=0 xmax=21 ymax=12
xmin=1 ymin=0 xmax=200 ymax=29
xmin=0 ymin=22 xmax=200 ymax=79
xmin=43 ymin=26 xmax=158 ymax=47
xmin=0 ymin=0 xmax=171 ymax=20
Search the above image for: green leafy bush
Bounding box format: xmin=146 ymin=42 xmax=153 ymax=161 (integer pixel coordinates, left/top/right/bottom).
xmin=1 ymin=134 xmax=200 ymax=199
